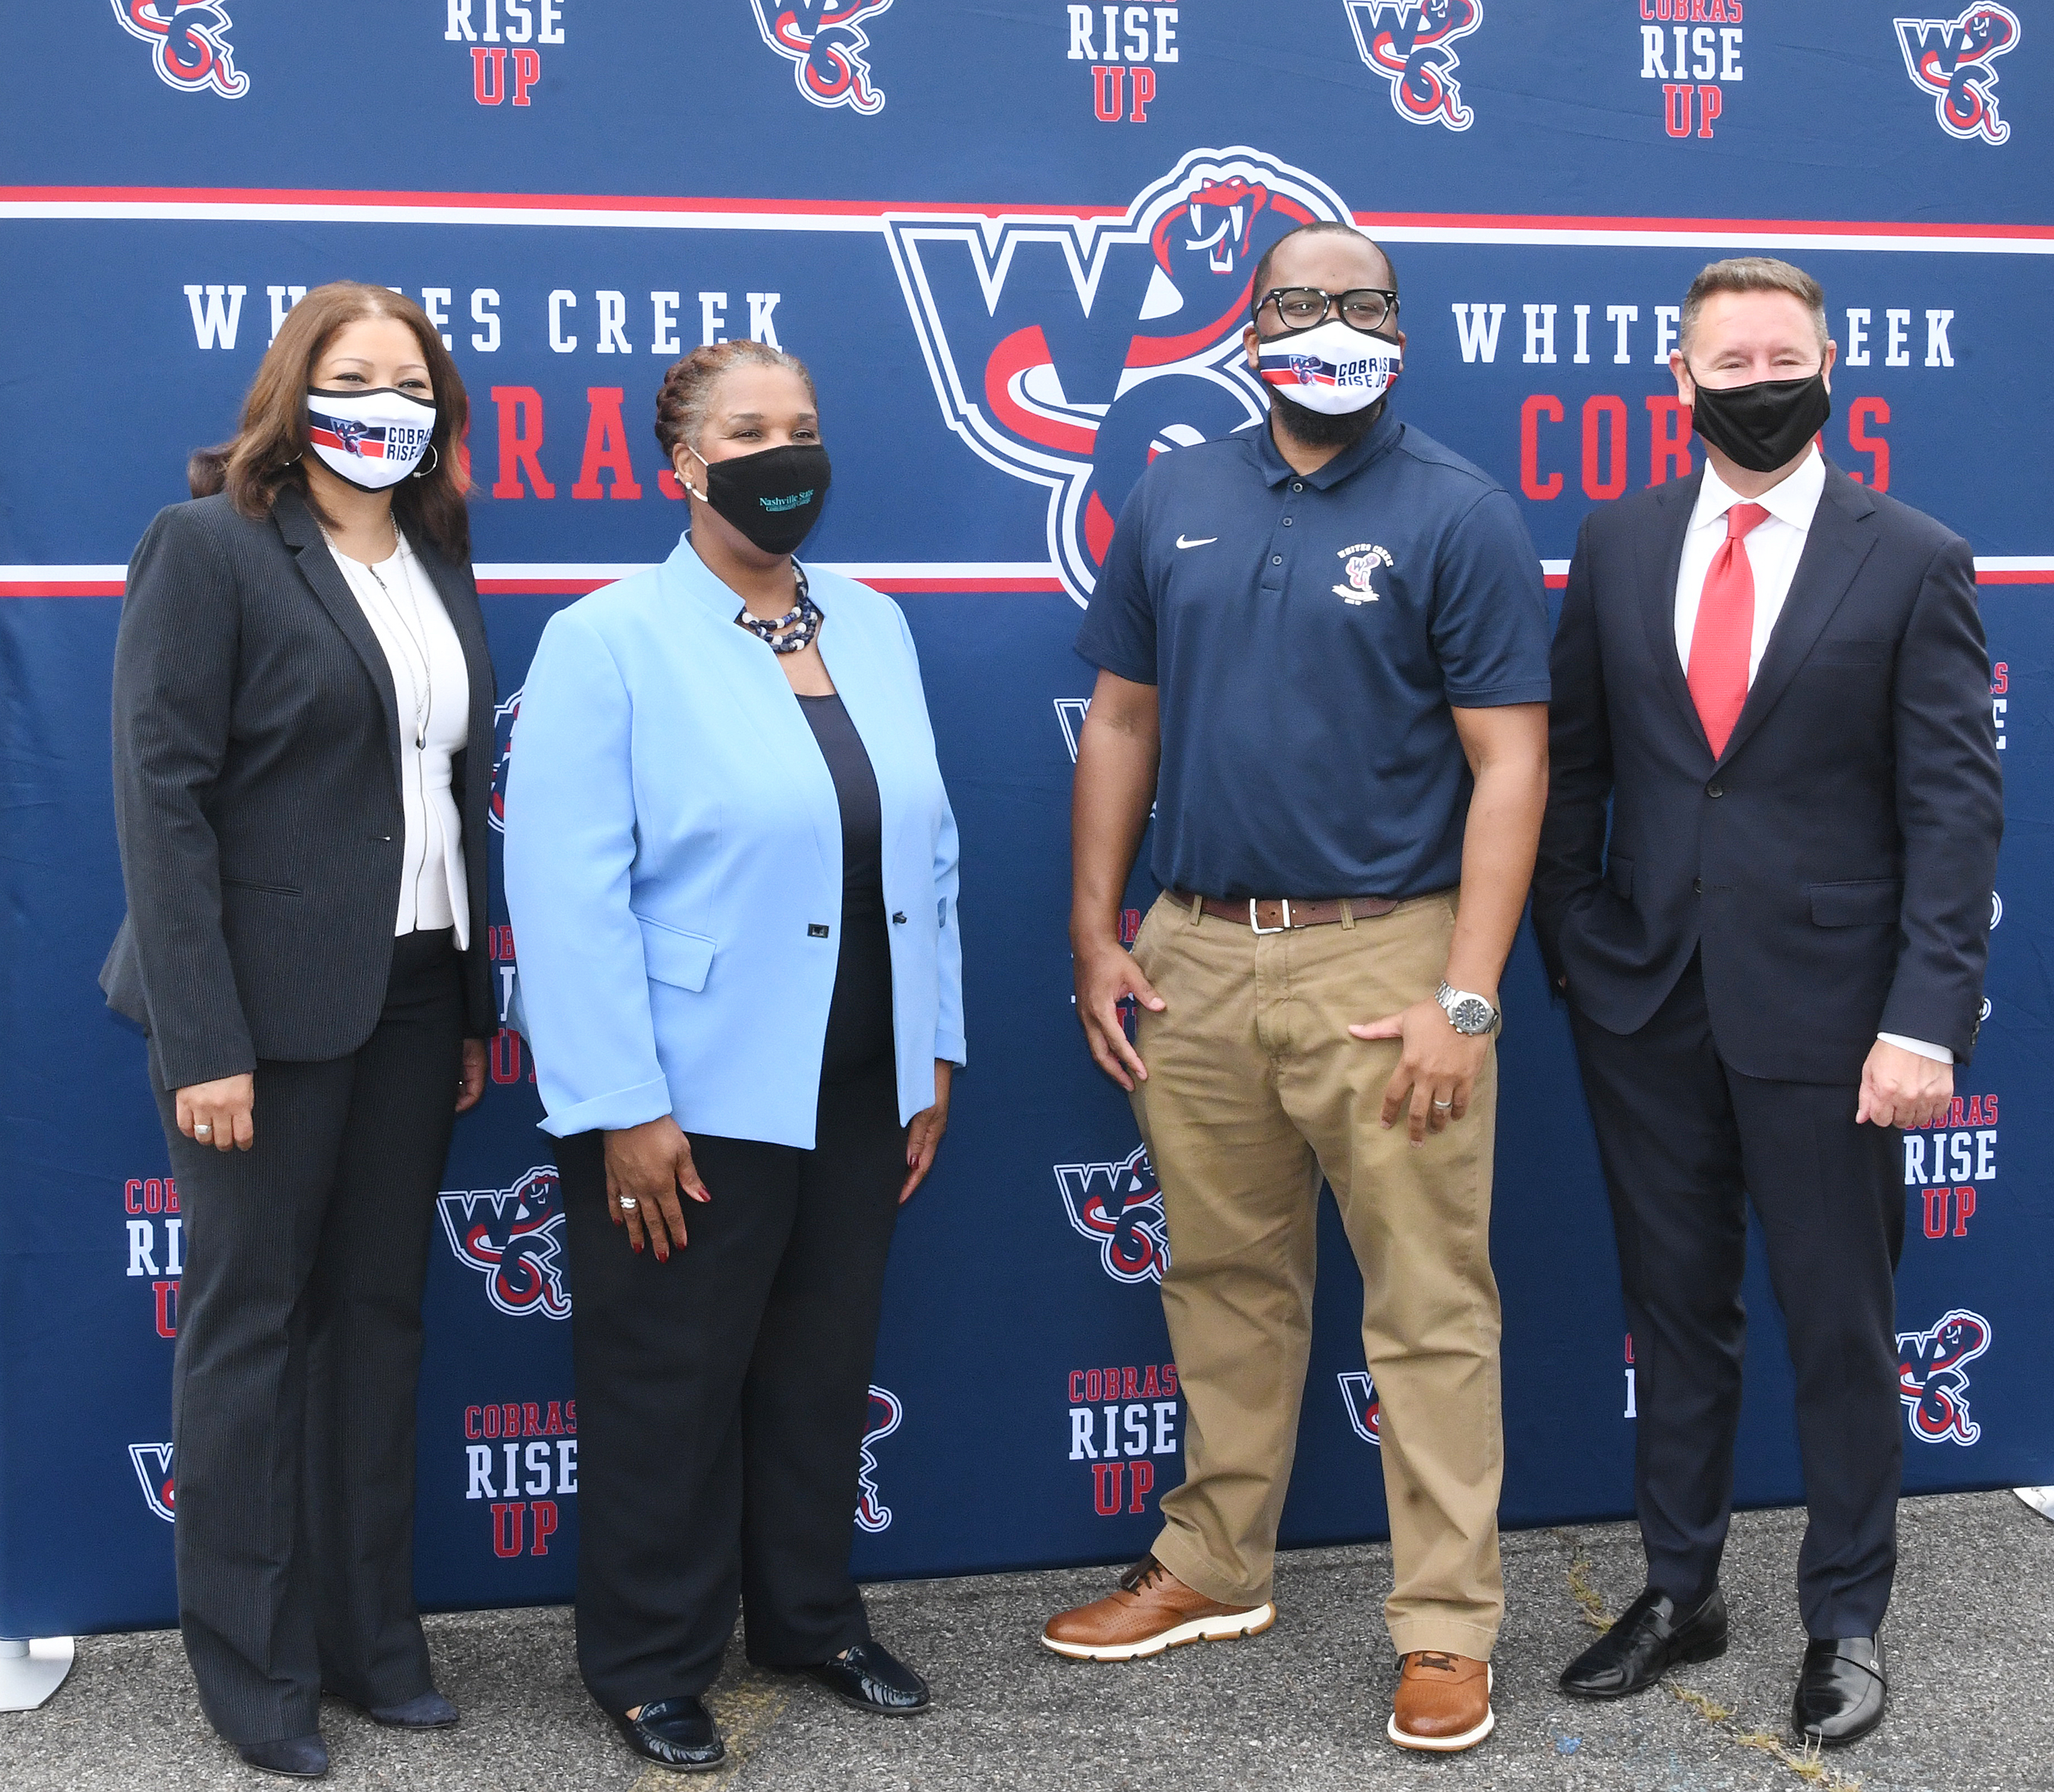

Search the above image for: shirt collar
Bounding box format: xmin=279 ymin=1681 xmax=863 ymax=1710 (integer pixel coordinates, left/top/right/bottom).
xmin=662 ymin=529 xmax=819 ymax=618
xmin=1251 ymin=399 xmax=1404 ymax=491
xmin=1691 ymin=445 xmax=1827 ymax=534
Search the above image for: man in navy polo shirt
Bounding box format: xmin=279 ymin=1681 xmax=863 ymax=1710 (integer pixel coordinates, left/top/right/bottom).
xmin=1041 ymin=223 xmax=1550 ymax=1756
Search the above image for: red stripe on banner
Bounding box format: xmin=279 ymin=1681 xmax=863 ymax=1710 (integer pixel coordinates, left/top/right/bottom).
xmin=1977 ymin=570 xmax=2054 ymax=583
xmin=0 ymin=184 xmax=1129 ymax=221
xmin=473 ymin=579 xmax=612 ymax=595
xmin=857 ymin=577 xmax=1069 ymax=593
xmin=0 ymin=581 xmax=125 ymax=596
xmin=2 ymin=186 xmax=2049 ymax=241
xmin=1544 ymin=574 xmax=1568 ymax=589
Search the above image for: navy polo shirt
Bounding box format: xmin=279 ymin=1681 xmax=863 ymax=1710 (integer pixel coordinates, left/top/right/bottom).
xmin=1075 ymin=405 xmax=1550 ymax=900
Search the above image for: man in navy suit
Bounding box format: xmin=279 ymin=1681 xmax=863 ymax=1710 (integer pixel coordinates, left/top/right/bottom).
xmin=1533 ymin=257 xmax=2002 ymax=1748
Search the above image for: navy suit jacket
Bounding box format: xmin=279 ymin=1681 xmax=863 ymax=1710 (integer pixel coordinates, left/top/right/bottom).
xmin=1531 ymin=462 xmax=2002 ymax=1085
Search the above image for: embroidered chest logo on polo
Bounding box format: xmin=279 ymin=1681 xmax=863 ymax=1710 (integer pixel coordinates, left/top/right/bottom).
xmin=1334 ymin=542 xmax=1394 ymax=604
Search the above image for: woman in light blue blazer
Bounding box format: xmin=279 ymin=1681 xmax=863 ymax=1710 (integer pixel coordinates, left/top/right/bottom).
xmin=501 ymin=341 xmax=963 ymax=1772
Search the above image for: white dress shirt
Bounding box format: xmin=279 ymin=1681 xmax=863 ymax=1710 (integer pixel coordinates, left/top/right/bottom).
xmin=1672 ymin=449 xmax=1947 ymax=1066
xmin=326 ymin=529 xmax=472 ymax=948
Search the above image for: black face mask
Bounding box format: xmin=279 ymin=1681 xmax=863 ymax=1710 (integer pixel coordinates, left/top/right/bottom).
xmin=688 ymin=443 xmax=831 ymax=554
xmin=1687 ymin=367 xmax=1832 ymax=474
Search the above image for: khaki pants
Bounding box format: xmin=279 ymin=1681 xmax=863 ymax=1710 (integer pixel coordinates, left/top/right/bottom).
xmin=1129 ymin=889 xmax=1504 ymax=1660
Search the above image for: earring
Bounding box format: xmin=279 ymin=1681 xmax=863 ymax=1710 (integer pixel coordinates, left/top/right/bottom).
xmin=411 ymin=443 xmax=441 ymax=480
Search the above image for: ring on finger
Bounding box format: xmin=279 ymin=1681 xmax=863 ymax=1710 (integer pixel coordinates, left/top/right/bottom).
xmin=194 ymin=1123 xmax=213 ymax=1138
xmin=618 ymin=1196 xmax=639 ymax=1210
xmin=1431 ymin=1098 xmax=1454 ymax=1110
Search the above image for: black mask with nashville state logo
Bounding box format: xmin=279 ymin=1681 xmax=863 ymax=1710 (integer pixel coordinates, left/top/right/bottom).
xmin=687 ymin=442 xmax=831 ymax=554
xmin=1687 ymin=365 xmax=1832 ymax=474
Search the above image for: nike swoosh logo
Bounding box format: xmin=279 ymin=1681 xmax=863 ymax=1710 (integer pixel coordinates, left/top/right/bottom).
xmin=1175 ymin=535 xmax=1217 ymax=549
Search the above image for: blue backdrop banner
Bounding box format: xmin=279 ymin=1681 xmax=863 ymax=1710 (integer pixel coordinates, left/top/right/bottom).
xmin=2 ymin=1 xmax=2049 ymax=1636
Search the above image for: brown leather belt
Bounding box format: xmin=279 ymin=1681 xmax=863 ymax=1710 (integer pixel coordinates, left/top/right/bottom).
xmin=1169 ymin=891 xmax=1401 ymax=932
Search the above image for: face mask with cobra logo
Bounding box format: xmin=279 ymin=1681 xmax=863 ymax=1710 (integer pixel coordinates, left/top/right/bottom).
xmin=304 ymin=387 xmax=437 ymax=491
xmin=1254 ymin=319 xmax=1403 ymax=416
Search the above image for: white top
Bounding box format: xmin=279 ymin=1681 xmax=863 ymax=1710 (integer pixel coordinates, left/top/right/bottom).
xmin=1674 ymin=447 xmax=1826 ymax=683
xmin=1671 ymin=448 xmax=1947 ymax=1066
xmin=325 ymin=529 xmax=472 ymax=949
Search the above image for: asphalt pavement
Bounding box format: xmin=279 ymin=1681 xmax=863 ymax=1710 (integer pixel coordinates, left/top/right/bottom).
xmin=2 ymin=1489 xmax=2046 ymax=1792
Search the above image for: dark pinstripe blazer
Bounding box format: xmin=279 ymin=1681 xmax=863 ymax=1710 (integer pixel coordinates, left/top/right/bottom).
xmin=101 ymin=485 xmax=497 ymax=1089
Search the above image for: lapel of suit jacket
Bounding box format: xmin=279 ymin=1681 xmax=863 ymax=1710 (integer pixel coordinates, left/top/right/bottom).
xmin=1714 ymin=462 xmax=1878 ymax=770
xmin=272 ymin=485 xmax=404 ymax=787
xmin=1636 ymin=468 xmax=1708 ymax=752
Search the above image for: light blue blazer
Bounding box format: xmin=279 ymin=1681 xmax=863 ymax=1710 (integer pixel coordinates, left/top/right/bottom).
xmin=501 ymin=534 xmax=965 ymax=1150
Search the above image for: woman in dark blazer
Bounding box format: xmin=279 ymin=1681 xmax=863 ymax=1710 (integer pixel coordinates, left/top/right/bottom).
xmin=101 ymin=282 xmax=497 ymax=1781
xmin=503 ymin=341 xmax=964 ymax=1771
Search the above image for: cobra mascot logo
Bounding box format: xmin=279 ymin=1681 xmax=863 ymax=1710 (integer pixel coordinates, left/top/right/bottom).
xmin=1343 ymin=0 xmax=1483 ymax=132
xmin=437 ymin=1165 xmax=573 ymax=1321
xmin=488 ymin=687 xmax=521 ymax=834
xmin=886 ymin=148 xmax=1353 ymax=605
xmin=1894 ymin=5 xmax=2021 ymax=145
xmin=750 ymin=0 xmax=895 ymax=114
xmin=1053 ymin=1143 xmax=1170 ymax=1285
xmin=1897 ymin=1307 xmax=1992 ymax=1445
xmin=854 ymin=1386 xmax=903 ymax=1533
xmin=110 ymin=1 xmax=249 ymax=98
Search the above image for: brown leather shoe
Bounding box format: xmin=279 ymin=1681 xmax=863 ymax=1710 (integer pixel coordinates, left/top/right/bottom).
xmin=1388 ymin=1650 xmax=1495 ymax=1752
xmin=1040 ymin=1555 xmax=1276 ymax=1661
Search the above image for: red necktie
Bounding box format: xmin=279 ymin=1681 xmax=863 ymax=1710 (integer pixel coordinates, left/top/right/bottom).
xmin=1687 ymin=500 xmax=1770 ymax=757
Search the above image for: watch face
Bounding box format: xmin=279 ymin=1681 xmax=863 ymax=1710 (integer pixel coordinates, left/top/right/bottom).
xmin=1450 ymin=996 xmax=1494 ymax=1034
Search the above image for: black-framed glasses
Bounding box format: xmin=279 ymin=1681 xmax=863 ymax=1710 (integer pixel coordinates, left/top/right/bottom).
xmin=1255 ymin=286 xmax=1399 ymax=332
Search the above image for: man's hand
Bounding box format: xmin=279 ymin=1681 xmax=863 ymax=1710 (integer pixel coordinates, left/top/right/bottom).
xmin=1350 ymin=999 xmax=1492 ymax=1145
xmin=1074 ymin=940 xmax=1165 ymax=1092
xmin=601 ymin=1115 xmax=711 ymax=1262
xmin=1856 ymin=1039 xmax=1953 ymax=1130
xmin=176 ymin=1072 xmax=255 ymax=1152
xmin=901 ymin=1060 xmax=954 ymax=1203
xmin=455 ymin=1037 xmax=487 ymax=1113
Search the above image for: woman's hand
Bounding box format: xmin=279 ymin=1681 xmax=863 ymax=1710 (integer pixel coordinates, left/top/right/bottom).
xmin=602 ymin=1115 xmax=710 ymax=1261
xmin=455 ymin=1037 xmax=488 ymax=1114
xmin=901 ymin=1061 xmax=953 ymax=1204
xmin=177 ymin=1073 xmax=255 ymax=1152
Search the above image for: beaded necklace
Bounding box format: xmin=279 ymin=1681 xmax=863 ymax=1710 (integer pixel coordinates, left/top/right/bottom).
xmin=733 ymin=564 xmax=822 ymax=656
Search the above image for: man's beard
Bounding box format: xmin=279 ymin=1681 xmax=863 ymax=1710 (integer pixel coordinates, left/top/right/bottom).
xmin=1269 ymin=387 xmax=1385 ymax=450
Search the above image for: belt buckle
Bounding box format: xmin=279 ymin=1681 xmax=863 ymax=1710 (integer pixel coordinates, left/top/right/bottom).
xmin=1248 ymin=898 xmax=1292 ymax=935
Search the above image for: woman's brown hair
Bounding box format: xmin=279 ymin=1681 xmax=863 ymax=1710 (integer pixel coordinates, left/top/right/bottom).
xmin=188 ymin=281 xmax=472 ymax=561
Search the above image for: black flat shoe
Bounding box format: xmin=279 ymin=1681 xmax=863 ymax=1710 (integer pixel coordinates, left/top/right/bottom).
xmin=609 ymin=1697 xmax=726 ymax=1771
xmin=369 ymin=1691 xmax=459 ymax=1729
xmin=1792 ymin=1635 xmax=1887 ymax=1746
xmin=1559 ymin=1586 xmax=1728 ymax=1698
xmin=803 ymin=1639 xmax=931 ymax=1715
xmin=236 ymin=1734 xmax=329 ymax=1779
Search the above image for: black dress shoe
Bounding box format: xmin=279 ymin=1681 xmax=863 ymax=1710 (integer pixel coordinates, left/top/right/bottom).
xmin=1559 ymin=1586 xmax=1728 ymax=1698
xmin=803 ymin=1639 xmax=931 ymax=1715
xmin=236 ymin=1734 xmax=329 ymax=1779
xmin=609 ymin=1697 xmax=725 ymax=1771
xmin=369 ymin=1690 xmax=459 ymax=1729
xmin=1792 ymin=1635 xmax=1887 ymax=1746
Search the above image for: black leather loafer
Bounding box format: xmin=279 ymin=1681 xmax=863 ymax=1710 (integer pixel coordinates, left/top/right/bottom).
xmin=1560 ymin=1586 xmax=1728 ymax=1698
xmin=1792 ymin=1635 xmax=1887 ymax=1746
xmin=236 ymin=1734 xmax=329 ymax=1779
xmin=610 ymin=1697 xmax=725 ymax=1771
xmin=803 ymin=1639 xmax=931 ymax=1715
xmin=369 ymin=1690 xmax=459 ymax=1729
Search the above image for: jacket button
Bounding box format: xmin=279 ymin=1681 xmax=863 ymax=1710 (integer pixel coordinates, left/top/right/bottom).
xmin=808 ymin=923 xmax=830 ymax=939
xmin=1693 ymin=877 xmax=1704 ymax=894
xmin=1706 ymin=781 xmax=1724 ymax=798
xmin=892 ymin=911 xmax=907 ymax=924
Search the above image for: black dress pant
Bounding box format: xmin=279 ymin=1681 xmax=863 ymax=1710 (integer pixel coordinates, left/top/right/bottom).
xmin=558 ymin=1059 xmax=907 ymax=1713
xmin=1569 ymin=956 xmax=1904 ymax=1640
xmin=150 ymin=929 xmax=464 ymax=1745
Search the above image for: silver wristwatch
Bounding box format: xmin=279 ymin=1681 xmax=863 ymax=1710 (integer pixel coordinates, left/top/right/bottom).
xmin=1436 ymin=982 xmax=1501 ymax=1037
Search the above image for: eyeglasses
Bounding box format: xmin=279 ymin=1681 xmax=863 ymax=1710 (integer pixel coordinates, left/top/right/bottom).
xmin=1256 ymin=287 xmax=1399 ymax=332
